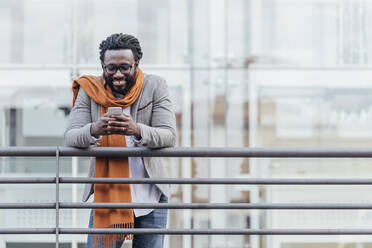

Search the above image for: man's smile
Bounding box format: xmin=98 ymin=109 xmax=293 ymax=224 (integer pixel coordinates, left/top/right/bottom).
xmin=113 ymin=79 xmax=126 ymax=85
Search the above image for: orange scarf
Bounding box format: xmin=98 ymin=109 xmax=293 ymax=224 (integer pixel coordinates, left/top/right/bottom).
xmin=72 ymin=69 xmax=144 ymax=246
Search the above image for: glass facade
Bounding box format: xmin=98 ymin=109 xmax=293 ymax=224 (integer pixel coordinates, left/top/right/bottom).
xmin=1 ymin=0 xmax=372 ymax=247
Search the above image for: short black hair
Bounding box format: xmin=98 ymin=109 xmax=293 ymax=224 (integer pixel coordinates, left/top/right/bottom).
xmin=99 ymin=33 xmax=143 ymax=62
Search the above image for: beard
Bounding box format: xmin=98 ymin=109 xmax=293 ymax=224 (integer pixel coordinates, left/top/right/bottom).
xmin=104 ymin=67 xmax=137 ymax=95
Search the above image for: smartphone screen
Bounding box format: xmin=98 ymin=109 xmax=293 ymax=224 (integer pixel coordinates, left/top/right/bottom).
xmin=107 ymin=107 xmax=122 ymax=115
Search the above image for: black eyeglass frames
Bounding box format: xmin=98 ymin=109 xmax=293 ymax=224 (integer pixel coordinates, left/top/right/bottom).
xmin=103 ymin=63 xmax=134 ymax=74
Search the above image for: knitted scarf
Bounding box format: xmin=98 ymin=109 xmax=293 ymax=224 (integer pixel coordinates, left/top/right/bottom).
xmin=72 ymin=69 xmax=144 ymax=246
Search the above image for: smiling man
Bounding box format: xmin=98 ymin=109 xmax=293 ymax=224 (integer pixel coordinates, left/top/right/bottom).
xmin=64 ymin=33 xmax=176 ymax=248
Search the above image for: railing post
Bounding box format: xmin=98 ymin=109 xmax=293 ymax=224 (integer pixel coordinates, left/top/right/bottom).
xmin=56 ymin=147 xmax=60 ymax=248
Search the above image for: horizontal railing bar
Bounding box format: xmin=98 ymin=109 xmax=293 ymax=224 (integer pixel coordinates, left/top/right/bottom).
xmin=0 ymin=203 xmax=55 ymax=209
xmin=3 ymin=202 xmax=372 ymax=210
xmin=2 ymin=147 xmax=372 ymax=158
xmin=60 ymin=177 xmax=372 ymax=184
xmin=0 ymin=228 xmax=55 ymax=234
xmin=60 ymin=203 xmax=372 ymax=210
xmin=3 ymin=228 xmax=372 ymax=235
xmin=1 ymin=177 xmax=372 ymax=185
xmin=59 ymin=228 xmax=372 ymax=235
xmin=0 ymin=147 xmax=57 ymax=156
xmin=0 ymin=178 xmax=55 ymax=183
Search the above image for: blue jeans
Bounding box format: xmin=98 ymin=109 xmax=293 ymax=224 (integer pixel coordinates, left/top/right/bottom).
xmin=87 ymin=194 xmax=168 ymax=248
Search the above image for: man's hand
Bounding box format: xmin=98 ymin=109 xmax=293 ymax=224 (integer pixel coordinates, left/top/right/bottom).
xmin=107 ymin=114 xmax=141 ymax=139
xmin=90 ymin=115 xmax=110 ymax=137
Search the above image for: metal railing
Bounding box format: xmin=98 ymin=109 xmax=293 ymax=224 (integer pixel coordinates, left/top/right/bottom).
xmin=1 ymin=147 xmax=372 ymax=247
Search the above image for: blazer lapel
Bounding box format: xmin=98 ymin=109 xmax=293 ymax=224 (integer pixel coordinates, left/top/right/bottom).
xmin=131 ymin=97 xmax=140 ymax=121
xmin=130 ymin=74 xmax=147 ymax=121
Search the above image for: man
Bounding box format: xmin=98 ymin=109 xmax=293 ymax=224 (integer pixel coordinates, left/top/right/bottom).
xmin=64 ymin=33 xmax=176 ymax=248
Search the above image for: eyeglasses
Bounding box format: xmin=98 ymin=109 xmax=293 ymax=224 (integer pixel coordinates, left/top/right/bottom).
xmin=103 ymin=63 xmax=134 ymax=74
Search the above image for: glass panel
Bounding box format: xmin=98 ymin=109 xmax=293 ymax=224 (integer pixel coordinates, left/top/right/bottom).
xmin=77 ymin=0 xmax=188 ymax=65
xmin=227 ymin=0 xmax=251 ymax=66
xmin=77 ymin=0 xmax=137 ymax=64
xmin=260 ymin=0 xmax=372 ymax=66
xmin=0 ymin=1 xmax=12 ymax=63
xmin=23 ymin=0 xmax=72 ymax=64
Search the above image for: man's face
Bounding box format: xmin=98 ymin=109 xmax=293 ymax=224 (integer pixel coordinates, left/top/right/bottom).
xmin=102 ymin=49 xmax=138 ymax=94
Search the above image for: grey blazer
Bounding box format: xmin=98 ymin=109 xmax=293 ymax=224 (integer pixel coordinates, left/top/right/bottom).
xmin=64 ymin=74 xmax=176 ymax=201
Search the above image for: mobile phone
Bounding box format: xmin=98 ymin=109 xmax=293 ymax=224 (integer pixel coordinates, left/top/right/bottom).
xmin=107 ymin=107 xmax=123 ymax=115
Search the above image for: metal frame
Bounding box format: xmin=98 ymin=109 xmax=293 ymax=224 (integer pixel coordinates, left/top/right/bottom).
xmin=1 ymin=146 xmax=372 ymax=247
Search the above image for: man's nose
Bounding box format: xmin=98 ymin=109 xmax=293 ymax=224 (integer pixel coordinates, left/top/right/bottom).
xmin=113 ymin=69 xmax=124 ymax=78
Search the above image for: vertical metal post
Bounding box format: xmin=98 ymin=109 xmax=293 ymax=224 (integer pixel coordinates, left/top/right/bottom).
xmin=71 ymin=2 xmax=78 ymax=246
xmin=9 ymin=109 xmax=16 ymax=147
xmin=249 ymin=1 xmax=262 ymax=247
xmin=1 ymin=110 xmax=6 ymax=174
xmin=187 ymin=1 xmax=194 ymax=247
xmin=248 ymin=74 xmax=260 ymax=248
xmin=224 ymin=0 xmax=228 ymax=144
xmin=56 ymin=148 xmax=60 ymax=248
xmin=71 ymin=0 xmax=78 ymax=80
xmin=71 ymin=157 xmax=78 ymax=248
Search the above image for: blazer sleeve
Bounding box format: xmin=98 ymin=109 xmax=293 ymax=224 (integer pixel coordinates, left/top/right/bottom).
xmin=64 ymin=88 xmax=99 ymax=148
xmin=135 ymin=78 xmax=176 ymax=148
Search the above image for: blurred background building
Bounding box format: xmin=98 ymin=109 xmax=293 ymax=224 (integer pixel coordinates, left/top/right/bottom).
xmin=1 ymin=0 xmax=372 ymax=247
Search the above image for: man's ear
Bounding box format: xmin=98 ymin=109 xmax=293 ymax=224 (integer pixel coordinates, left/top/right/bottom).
xmin=135 ymin=61 xmax=139 ymax=67
xmin=101 ymin=61 xmax=105 ymax=70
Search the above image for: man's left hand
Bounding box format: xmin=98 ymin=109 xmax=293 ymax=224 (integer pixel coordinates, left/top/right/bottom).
xmin=107 ymin=114 xmax=141 ymax=139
